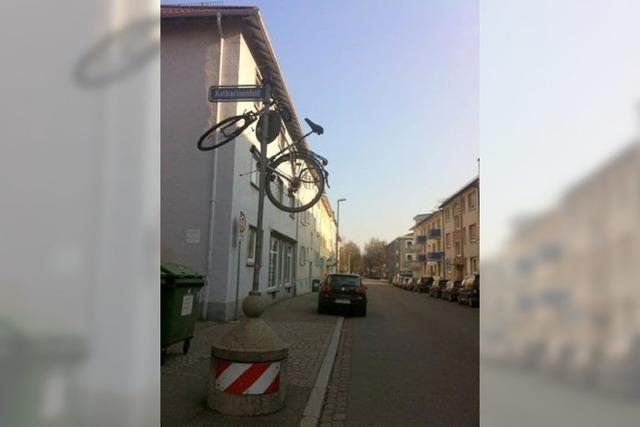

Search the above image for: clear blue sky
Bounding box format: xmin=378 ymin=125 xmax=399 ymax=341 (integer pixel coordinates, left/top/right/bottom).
xmin=164 ymin=0 xmax=479 ymax=248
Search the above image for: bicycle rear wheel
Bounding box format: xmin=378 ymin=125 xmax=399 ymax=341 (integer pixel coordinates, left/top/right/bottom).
xmin=265 ymin=152 xmax=325 ymax=213
xmin=196 ymin=114 xmax=255 ymax=151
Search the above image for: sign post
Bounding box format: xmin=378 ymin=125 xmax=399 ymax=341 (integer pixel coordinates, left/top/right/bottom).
xmin=234 ymin=211 xmax=246 ymax=321
xmin=207 ymin=80 xmax=288 ymax=416
xmin=249 ymin=80 xmax=271 ymax=297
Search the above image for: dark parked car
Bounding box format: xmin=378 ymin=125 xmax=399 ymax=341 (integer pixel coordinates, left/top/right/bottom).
xmin=417 ymin=276 xmax=434 ymax=293
xmin=318 ymin=274 xmax=367 ymax=316
xmin=458 ymin=274 xmax=479 ymax=307
xmin=441 ymin=279 xmax=462 ymax=301
xmin=429 ymin=277 xmax=448 ymax=298
xmin=408 ymin=277 xmax=420 ymax=292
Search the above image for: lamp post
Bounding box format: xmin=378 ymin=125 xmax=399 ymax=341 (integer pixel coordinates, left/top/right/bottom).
xmin=335 ymin=198 xmax=346 ymax=273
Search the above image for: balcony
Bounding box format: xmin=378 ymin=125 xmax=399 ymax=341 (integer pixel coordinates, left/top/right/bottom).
xmin=426 ymin=251 xmax=444 ymax=261
xmin=415 ymin=235 xmax=427 ymax=244
xmin=427 ymin=229 xmax=441 ymax=239
xmin=453 ymin=255 xmax=465 ymax=265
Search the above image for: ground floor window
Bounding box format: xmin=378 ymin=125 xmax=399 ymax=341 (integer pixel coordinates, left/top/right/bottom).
xmin=269 ymin=234 xmax=294 ymax=289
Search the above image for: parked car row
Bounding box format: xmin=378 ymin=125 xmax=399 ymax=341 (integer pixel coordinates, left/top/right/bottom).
xmin=393 ymin=273 xmax=480 ymax=307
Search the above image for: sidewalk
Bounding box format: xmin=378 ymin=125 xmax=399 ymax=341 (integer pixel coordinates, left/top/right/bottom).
xmin=161 ymin=292 xmax=339 ymax=426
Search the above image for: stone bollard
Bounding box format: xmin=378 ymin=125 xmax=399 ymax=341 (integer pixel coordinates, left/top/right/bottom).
xmin=208 ymin=294 xmax=289 ymax=415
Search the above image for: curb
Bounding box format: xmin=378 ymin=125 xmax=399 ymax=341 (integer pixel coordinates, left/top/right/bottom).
xmin=299 ymin=316 xmax=345 ymax=427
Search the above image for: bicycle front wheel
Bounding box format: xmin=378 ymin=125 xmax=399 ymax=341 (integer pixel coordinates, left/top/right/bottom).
xmin=196 ymin=114 xmax=255 ymax=151
xmin=265 ymin=152 xmax=326 ymax=213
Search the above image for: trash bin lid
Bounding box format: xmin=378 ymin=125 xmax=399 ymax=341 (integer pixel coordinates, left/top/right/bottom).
xmin=161 ymin=262 xmax=204 ymax=279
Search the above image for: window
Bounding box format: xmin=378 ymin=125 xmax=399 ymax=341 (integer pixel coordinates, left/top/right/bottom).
xmin=454 ymin=215 xmax=462 ymax=230
xmin=446 ymin=233 xmax=451 ymax=249
xmin=455 ymin=242 xmax=462 ymax=256
xmin=277 ymin=240 xmax=284 ymax=286
xmin=445 ymin=208 xmax=451 ymax=222
xmin=406 ymin=254 xmax=413 ymax=261
xmin=269 ymin=238 xmax=278 ymax=289
xmin=463 ymin=226 xmax=466 ymax=245
xmin=470 ymin=256 xmax=478 ymax=273
xmin=469 ymin=223 xmax=478 ymax=242
xmin=300 ymin=246 xmax=306 ymax=266
xmin=406 ymin=240 xmax=413 ymax=248
xmin=250 ymin=152 xmax=260 ymax=188
xmin=268 ymin=235 xmax=293 ymax=289
xmin=327 ymin=275 xmax=361 ymax=287
xmin=284 ymin=244 xmax=292 ymax=286
xmin=246 ymin=227 xmax=257 ymax=265
xmin=468 ymin=192 xmax=476 ymax=210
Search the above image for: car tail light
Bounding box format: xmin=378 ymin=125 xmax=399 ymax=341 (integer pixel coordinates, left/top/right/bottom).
xmin=355 ymin=286 xmax=366 ymax=295
xmin=320 ymin=284 xmax=332 ymax=293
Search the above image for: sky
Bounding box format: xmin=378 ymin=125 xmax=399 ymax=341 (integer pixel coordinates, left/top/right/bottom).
xmin=480 ymin=0 xmax=640 ymax=256
xmin=163 ymin=0 xmax=479 ymax=248
xmin=162 ymin=0 xmax=639 ymax=254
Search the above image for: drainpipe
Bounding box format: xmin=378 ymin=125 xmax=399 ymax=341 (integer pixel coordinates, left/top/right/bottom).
xmin=201 ymin=12 xmax=225 ymax=320
xmin=293 ymin=209 xmax=299 ymax=296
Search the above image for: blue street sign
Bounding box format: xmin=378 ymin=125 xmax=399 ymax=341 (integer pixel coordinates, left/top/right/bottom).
xmin=209 ymin=85 xmax=265 ymax=102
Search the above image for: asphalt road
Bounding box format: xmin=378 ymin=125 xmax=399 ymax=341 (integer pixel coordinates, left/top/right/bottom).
xmin=346 ymin=279 xmax=479 ymax=426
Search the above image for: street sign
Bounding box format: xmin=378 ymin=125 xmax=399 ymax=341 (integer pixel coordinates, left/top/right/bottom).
xmin=209 ymin=85 xmax=265 ymax=102
xmin=239 ymin=211 xmax=247 ymax=235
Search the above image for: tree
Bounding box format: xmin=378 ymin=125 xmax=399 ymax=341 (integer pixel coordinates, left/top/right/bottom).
xmin=363 ymin=238 xmax=387 ymax=276
xmin=339 ymin=241 xmax=363 ymax=274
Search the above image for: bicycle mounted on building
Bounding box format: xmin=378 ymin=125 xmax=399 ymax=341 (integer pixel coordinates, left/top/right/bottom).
xmin=196 ymin=99 xmax=329 ymax=213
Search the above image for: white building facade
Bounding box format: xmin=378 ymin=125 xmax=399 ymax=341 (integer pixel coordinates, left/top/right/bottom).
xmin=161 ymin=5 xmax=334 ymax=320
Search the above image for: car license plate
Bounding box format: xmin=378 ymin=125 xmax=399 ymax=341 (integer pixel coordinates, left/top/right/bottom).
xmin=335 ymin=298 xmax=351 ymax=304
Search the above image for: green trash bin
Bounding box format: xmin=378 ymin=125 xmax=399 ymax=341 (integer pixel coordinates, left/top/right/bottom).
xmin=161 ymin=262 xmax=205 ymax=364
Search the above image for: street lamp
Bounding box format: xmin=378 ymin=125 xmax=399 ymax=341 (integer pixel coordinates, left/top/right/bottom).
xmin=335 ymin=198 xmax=347 ymax=273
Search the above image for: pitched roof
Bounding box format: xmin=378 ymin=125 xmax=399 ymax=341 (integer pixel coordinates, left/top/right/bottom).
xmin=161 ymin=4 xmax=306 ymax=145
xmin=439 ymin=176 xmax=479 ymax=208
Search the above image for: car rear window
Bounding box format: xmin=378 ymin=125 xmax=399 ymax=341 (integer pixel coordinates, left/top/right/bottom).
xmin=328 ymin=275 xmax=360 ymax=288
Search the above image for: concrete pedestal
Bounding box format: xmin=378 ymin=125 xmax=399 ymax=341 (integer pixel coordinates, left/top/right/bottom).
xmin=208 ymin=295 xmax=289 ymax=415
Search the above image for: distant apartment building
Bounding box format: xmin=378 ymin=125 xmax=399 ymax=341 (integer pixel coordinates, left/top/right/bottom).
xmin=410 ymin=213 xmax=428 ymax=278
xmin=161 ymin=5 xmax=335 ymax=320
xmin=485 ymin=141 xmax=640 ymax=392
xmin=411 ymin=211 xmax=444 ymax=278
xmin=440 ymin=177 xmax=479 ymax=280
xmin=384 ymin=234 xmax=414 ymax=278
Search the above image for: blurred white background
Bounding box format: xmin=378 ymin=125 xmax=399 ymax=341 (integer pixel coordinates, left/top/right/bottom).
xmin=0 ymin=1 xmax=159 ymax=426
xmin=481 ymin=1 xmax=640 ymax=426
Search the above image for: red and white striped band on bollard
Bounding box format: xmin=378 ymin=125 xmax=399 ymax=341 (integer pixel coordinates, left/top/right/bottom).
xmin=215 ymin=359 xmax=281 ymax=395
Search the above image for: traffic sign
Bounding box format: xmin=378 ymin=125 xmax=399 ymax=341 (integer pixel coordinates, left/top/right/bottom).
xmin=209 ymin=85 xmax=265 ymax=102
xmin=239 ymin=211 xmax=247 ymax=235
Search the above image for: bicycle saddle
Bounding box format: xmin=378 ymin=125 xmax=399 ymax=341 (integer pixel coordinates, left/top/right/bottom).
xmin=305 ymin=118 xmax=324 ymax=135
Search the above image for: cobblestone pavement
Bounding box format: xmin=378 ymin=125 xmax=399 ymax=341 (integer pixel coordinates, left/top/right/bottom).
xmin=161 ymin=292 xmax=338 ymax=426
xmin=319 ymin=318 xmax=353 ymax=427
